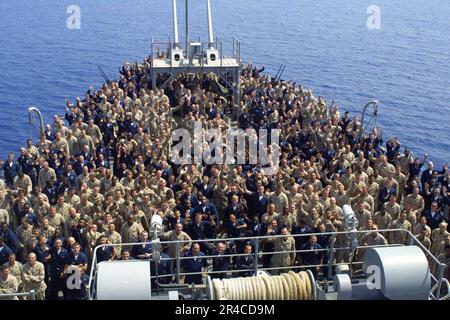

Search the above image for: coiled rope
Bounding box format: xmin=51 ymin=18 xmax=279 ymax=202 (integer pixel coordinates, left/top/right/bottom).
xmin=211 ymin=271 xmax=314 ymax=300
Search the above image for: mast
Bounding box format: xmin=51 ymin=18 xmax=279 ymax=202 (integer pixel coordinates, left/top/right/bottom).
xmin=206 ymin=0 xmax=214 ymax=48
xmin=172 ymin=0 xmax=180 ymax=48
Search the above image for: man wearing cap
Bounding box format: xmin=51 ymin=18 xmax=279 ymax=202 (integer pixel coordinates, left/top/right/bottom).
xmin=0 ymin=265 xmax=18 ymax=300
xmin=2 ymin=253 xmax=23 ymax=296
xmin=415 ymin=226 xmax=432 ymax=251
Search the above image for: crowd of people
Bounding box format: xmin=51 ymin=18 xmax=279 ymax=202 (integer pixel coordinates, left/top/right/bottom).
xmin=0 ymin=57 xmax=449 ymax=300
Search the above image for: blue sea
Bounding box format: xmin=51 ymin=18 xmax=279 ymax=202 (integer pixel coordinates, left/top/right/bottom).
xmin=0 ymin=0 xmax=449 ymax=165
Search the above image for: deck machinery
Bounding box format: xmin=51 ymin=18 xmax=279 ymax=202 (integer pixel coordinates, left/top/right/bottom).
xmin=88 ymin=206 xmax=449 ymax=300
xmin=88 ymin=233 xmax=449 ymax=301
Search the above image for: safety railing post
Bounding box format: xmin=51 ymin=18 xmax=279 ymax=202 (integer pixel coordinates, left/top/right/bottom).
xmin=233 ymin=37 xmax=235 ymax=58
xmin=220 ymin=41 xmax=223 ymax=67
xmin=175 ymin=242 xmax=181 ymax=284
xmin=435 ymin=263 xmax=445 ymax=300
xmin=409 ymin=230 xmax=415 ymax=246
xmin=254 ymin=238 xmax=259 ymax=275
xmin=328 ymin=235 xmax=335 ymax=280
xmin=151 ymin=38 xmax=153 ymax=60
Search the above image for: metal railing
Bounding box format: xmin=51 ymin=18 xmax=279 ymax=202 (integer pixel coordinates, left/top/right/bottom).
xmin=87 ymin=228 xmax=448 ymax=300
xmin=0 ymin=290 xmax=36 ymax=300
xmin=150 ymin=37 xmax=241 ymax=69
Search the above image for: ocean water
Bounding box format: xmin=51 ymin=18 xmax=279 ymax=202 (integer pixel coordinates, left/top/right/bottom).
xmin=0 ymin=0 xmax=449 ymax=165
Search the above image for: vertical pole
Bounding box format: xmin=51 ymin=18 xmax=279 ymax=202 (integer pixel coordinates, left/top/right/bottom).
xmin=151 ymin=38 xmax=154 ymax=60
xmin=185 ymin=0 xmax=189 ymax=52
xmin=172 ymin=0 xmax=180 ymax=48
xmin=200 ymin=43 xmax=204 ymax=67
xmin=220 ymin=42 xmax=223 ymax=67
xmin=436 ymin=263 xmax=445 ymax=300
xmin=235 ymin=67 xmax=241 ymax=118
xmin=237 ymin=41 xmax=240 ymax=62
xmin=206 ymin=0 xmax=214 ymax=48
xmin=233 ymin=37 xmax=235 ymax=58
xmin=152 ymin=68 xmax=156 ymax=89
xmin=254 ymin=238 xmax=259 ymax=275
xmin=327 ymin=235 xmax=335 ymax=280
xmin=170 ymin=40 xmax=173 ymax=68
xmin=409 ymin=231 xmax=415 ymax=246
xmin=175 ymin=242 xmax=181 ymax=284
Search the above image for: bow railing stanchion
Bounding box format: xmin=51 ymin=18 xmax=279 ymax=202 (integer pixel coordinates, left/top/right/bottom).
xmin=28 ymin=106 xmax=45 ymax=137
xmin=360 ymin=100 xmax=379 ymax=136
